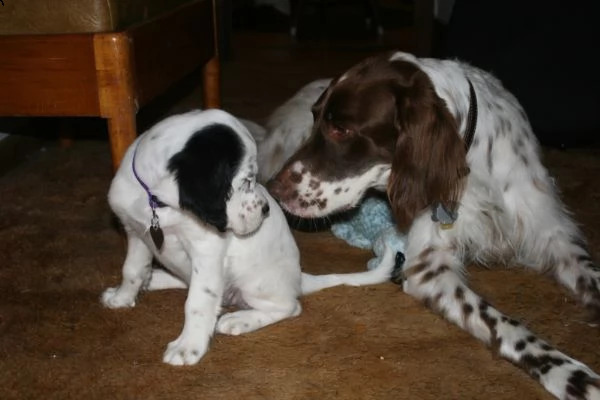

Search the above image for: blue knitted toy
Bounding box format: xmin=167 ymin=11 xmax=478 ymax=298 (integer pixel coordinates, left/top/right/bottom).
xmin=331 ymin=196 xmax=407 ymax=270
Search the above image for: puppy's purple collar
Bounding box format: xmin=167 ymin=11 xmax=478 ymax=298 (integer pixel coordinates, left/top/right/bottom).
xmin=132 ymin=142 xmax=166 ymax=209
xmin=132 ymin=141 xmax=166 ymax=250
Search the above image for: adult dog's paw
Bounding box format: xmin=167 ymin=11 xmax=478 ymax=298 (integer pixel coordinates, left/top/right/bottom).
xmin=162 ymin=333 xmax=209 ymax=366
xmin=100 ymin=287 xmax=136 ymax=309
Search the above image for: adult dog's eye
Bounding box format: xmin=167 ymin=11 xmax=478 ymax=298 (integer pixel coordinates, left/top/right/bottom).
xmin=329 ymin=123 xmax=352 ymax=140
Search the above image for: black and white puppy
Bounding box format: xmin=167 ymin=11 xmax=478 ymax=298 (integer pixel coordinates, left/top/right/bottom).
xmin=102 ymin=109 xmax=393 ymax=366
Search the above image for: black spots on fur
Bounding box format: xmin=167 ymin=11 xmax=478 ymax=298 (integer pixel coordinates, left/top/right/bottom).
xmin=168 ymin=124 xmax=243 ymax=232
xmin=309 ymin=179 xmax=320 ymax=190
xmin=520 ymin=153 xmax=529 ymax=167
xmin=496 ymin=117 xmax=512 ymax=138
xmin=500 ymin=315 xmax=520 ymax=326
xmin=462 ymin=303 xmax=474 ymax=318
xmin=478 ymin=300 xmax=502 ymax=357
xmin=487 ymin=138 xmax=494 ymax=173
xmin=289 ymin=171 xmax=303 ymax=184
xmin=520 ymin=353 xmax=569 ymax=379
xmin=423 ymin=292 xmax=444 ymax=314
xmin=455 ymin=286 xmax=465 ymax=300
xmin=420 ymin=265 xmax=450 ymax=285
xmin=480 ymin=311 xmax=498 ymax=331
xmin=404 ymin=262 xmax=429 ymax=279
xmin=203 ymin=287 xmax=218 ymax=298
xmin=479 ymin=299 xmax=490 ymax=313
xmin=334 ymin=187 xmax=342 ymax=194
xmin=509 ymin=137 xmax=530 ymax=167
xmin=577 ymin=254 xmax=593 ymax=265
xmin=526 ymin=335 xmax=537 ymax=343
xmin=572 ymin=237 xmax=591 ymax=254
xmin=576 ymin=276 xmax=600 ymax=300
xmin=515 ymin=340 xmax=527 ymax=352
xmin=567 ymin=369 xmax=600 ymax=398
xmin=515 ymin=137 xmax=524 ymax=149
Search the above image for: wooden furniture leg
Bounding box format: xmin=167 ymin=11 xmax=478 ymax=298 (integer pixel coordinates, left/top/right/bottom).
xmin=94 ymin=33 xmax=139 ymax=172
xmin=203 ymin=55 xmax=221 ymax=109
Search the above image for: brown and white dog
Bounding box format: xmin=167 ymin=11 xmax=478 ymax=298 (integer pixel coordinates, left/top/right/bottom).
xmin=266 ymin=51 xmax=600 ymax=399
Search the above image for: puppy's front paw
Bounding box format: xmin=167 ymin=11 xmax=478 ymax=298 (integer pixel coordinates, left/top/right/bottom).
xmin=101 ymin=287 xmax=136 ymax=309
xmin=163 ymin=333 xmax=209 ymax=366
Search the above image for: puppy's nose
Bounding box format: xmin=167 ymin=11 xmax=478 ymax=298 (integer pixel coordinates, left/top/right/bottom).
xmin=261 ymin=203 xmax=270 ymax=216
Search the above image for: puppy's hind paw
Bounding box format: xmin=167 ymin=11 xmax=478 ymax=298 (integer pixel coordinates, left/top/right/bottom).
xmin=100 ymin=287 xmax=136 ymax=309
xmin=163 ymin=334 xmax=209 ymax=366
xmin=216 ymin=312 xmax=255 ymax=336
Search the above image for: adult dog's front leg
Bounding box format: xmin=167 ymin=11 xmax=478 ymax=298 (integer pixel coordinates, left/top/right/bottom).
xmin=401 ymin=246 xmax=600 ymax=400
xmin=101 ymin=230 xmax=153 ymax=309
xmin=163 ymin=248 xmax=224 ymax=366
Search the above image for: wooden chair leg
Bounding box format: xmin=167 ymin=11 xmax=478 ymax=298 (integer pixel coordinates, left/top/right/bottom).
xmin=203 ymin=55 xmax=221 ymax=109
xmin=106 ymin=106 xmax=137 ymax=173
xmin=94 ymin=33 xmax=139 ymax=173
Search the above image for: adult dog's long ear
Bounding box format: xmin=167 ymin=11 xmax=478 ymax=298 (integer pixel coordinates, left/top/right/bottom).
xmin=387 ymin=63 xmax=468 ymax=232
xmin=167 ymin=124 xmax=243 ymax=232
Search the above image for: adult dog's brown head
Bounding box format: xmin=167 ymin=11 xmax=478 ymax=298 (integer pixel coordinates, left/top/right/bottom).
xmin=267 ymin=52 xmax=468 ymax=231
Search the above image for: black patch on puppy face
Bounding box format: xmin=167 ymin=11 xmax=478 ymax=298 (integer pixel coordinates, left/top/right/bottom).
xmin=167 ymin=123 xmax=243 ymax=232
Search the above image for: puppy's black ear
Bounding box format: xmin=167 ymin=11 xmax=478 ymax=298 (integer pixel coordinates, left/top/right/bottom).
xmin=167 ymin=124 xmax=243 ymax=232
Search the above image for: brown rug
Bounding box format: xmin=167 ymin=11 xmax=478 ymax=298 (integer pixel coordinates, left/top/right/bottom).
xmin=1 ymin=33 xmax=599 ymax=400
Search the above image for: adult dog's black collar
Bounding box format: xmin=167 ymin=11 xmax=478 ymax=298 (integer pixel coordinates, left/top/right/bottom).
xmin=463 ymin=78 xmax=478 ymax=152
